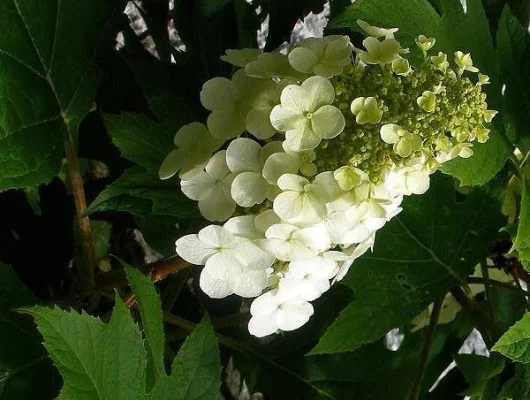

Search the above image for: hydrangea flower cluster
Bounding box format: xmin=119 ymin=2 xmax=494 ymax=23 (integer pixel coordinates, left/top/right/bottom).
xmin=160 ymin=20 xmax=496 ymax=337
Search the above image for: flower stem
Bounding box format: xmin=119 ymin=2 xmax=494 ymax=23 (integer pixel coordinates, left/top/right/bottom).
xmin=65 ymin=135 xmax=97 ymax=294
xmin=450 ymin=286 xmax=503 ymax=346
xmin=410 ymin=297 xmax=443 ymax=400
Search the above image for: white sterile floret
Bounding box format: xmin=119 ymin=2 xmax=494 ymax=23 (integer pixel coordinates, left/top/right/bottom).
xmin=343 ymin=200 xmax=389 ymax=244
xmin=180 ymin=151 xmax=236 ymax=222
xmin=262 ymin=143 xmax=317 ymax=185
xmin=334 ymin=236 xmax=375 ymax=282
xmin=273 ymin=172 xmax=340 ymax=225
xmin=392 ymin=57 xmax=411 ymax=76
xmin=288 ymin=36 xmax=353 ymax=78
xmin=220 ymin=48 xmax=261 ymax=67
xmin=261 ymin=223 xmax=331 ymax=261
xmin=454 ymin=51 xmax=479 ymax=73
xmin=159 ymin=122 xmax=222 ymax=180
xmin=385 ymin=166 xmax=431 ymax=196
xmin=246 ymin=80 xmax=282 ymax=140
xmin=355 ymin=37 xmax=407 ymax=65
xmin=200 ymin=69 xmax=258 ymax=140
xmin=226 ymin=138 xmax=281 ymax=207
xmin=350 ymin=97 xmax=383 ymax=124
xmin=415 ymin=35 xmax=436 ymax=53
xmin=270 ymin=76 xmax=345 ymax=151
xmin=175 ymin=225 xmax=275 ymax=298
xmin=380 ymin=124 xmax=423 ymax=158
xmin=248 ymin=289 xmax=314 ymax=337
xmin=356 ymin=19 xmax=398 ymax=39
xmin=279 ymin=251 xmax=349 ymax=301
xmin=417 ymin=91 xmax=436 ymax=113
xmin=245 ymin=52 xmax=302 ymax=80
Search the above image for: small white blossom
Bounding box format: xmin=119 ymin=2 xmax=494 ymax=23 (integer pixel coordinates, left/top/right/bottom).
xmin=270 ymin=76 xmax=345 ymax=151
xmin=417 ymin=91 xmax=436 ymax=113
xmin=220 ymin=48 xmax=261 ymax=67
xmin=415 ymin=35 xmax=436 ymax=53
xmin=356 ymin=19 xmax=398 ymax=39
xmin=273 ymin=172 xmax=340 ymax=225
xmin=334 ymin=236 xmax=375 ymax=282
xmin=246 ymin=80 xmax=282 ymax=140
xmin=180 ymin=151 xmax=236 ymax=222
xmin=355 ymin=37 xmax=407 ymax=65
xmin=226 ymin=138 xmax=281 ymax=207
xmin=454 ymin=51 xmax=479 ymax=73
xmin=200 ymin=69 xmax=257 ymax=140
xmin=159 ymin=122 xmax=222 ymax=180
xmin=260 ymin=223 xmax=331 ymax=261
xmin=279 ymin=251 xmax=348 ymax=301
xmin=248 ymin=289 xmax=314 ymax=337
xmin=288 ymin=36 xmax=353 ymax=78
xmin=350 ymin=97 xmax=383 ymax=124
xmin=245 ymin=52 xmax=302 ymax=80
xmin=380 ymin=124 xmax=423 ymax=158
xmin=176 ymin=225 xmax=275 ymax=298
xmin=392 ymin=57 xmax=411 ymax=76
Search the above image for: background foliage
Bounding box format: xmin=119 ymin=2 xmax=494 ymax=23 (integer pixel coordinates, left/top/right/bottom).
xmin=1 ymin=0 xmax=530 ymax=399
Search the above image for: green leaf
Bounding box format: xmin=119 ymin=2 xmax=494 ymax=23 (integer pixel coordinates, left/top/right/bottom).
xmin=496 ymin=6 xmax=530 ymax=152
xmin=102 ymin=95 xmax=193 ymax=173
xmin=91 ymin=220 xmax=112 ymax=259
xmin=441 ymin=128 xmax=510 ymax=186
xmin=88 ymin=166 xmax=199 ymax=219
xmin=0 ymin=0 xmax=120 ymax=190
xmin=455 ymin=354 xmax=505 ymax=397
xmin=514 ymin=180 xmax=530 ymax=267
xmin=497 ymin=364 xmax=530 ymax=400
xmin=124 ymin=264 xmax=165 ymax=389
xmin=0 ymin=263 xmax=57 ymax=399
xmin=24 ymin=296 xmax=147 ymax=400
xmin=492 ymin=312 xmax=530 ymax=363
xmin=168 ymin=314 xmax=221 ymax=400
xmin=149 ymin=315 xmax=221 ymax=400
xmin=330 ymin=0 xmax=440 ymax=45
xmin=310 ymin=173 xmax=505 ymax=354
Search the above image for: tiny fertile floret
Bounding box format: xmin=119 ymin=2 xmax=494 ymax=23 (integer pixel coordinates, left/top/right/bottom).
xmin=160 ymin=19 xmax=497 ymax=337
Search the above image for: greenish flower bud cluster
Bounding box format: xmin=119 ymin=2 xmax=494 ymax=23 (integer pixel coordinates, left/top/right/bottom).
xmin=315 ymin=55 xmax=494 ymax=181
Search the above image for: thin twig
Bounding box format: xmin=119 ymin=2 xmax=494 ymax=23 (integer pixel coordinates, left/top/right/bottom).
xmin=450 ymin=286 xmax=503 ymax=346
xmin=410 ymin=297 xmax=443 ymax=400
xmin=510 ymin=271 xmax=530 ymax=311
xmin=468 ymin=277 xmax=528 ymax=296
xmin=65 ymin=136 xmax=97 ymax=294
xmin=480 ymin=260 xmax=495 ymax=316
xmin=124 ymin=257 xmax=192 ymax=308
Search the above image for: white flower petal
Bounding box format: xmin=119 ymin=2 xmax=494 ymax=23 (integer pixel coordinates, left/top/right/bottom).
xmin=288 ymin=47 xmax=318 ymax=73
xmin=175 ymin=234 xmax=217 ymax=265
xmin=181 ymin=172 xmax=216 ymax=201
xmin=224 ymin=215 xmax=263 ymax=240
xmin=248 ymin=315 xmax=278 ymax=337
xmin=207 ymin=110 xmax=246 ymax=140
xmin=200 ymin=253 xmax=242 ymax=298
xmin=231 ymin=172 xmax=268 ymax=207
xmin=302 ymin=76 xmax=335 ymax=110
xmin=205 ymin=150 xmax=231 ymax=180
xmin=310 ymin=105 xmax=345 ymax=139
xmin=275 ymin=301 xmax=314 ymax=331
xmin=159 ymin=149 xmax=183 ymax=180
xmin=246 ymin=108 xmax=277 ymax=140
xmin=234 ymin=270 xmax=268 ymax=297
xmin=262 ymin=153 xmax=301 ymax=185
xmin=226 ymin=138 xmax=262 ymax=174
xmin=199 ymin=190 xmax=236 ymax=222
xmin=200 ymin=77 xmax=238 ymax=111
